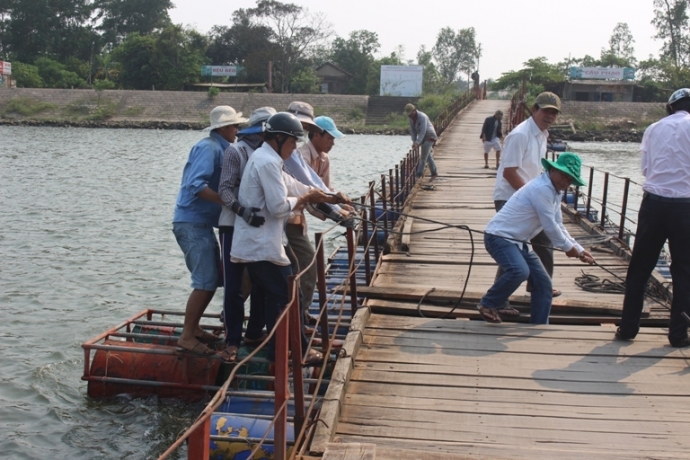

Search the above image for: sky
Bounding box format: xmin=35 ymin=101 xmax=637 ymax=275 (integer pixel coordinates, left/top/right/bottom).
xmin=169 ymin=0 xmax=661 ymax=81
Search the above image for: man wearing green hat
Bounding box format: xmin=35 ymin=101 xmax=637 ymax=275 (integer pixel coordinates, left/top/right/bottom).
xmin=477 ymin=152 xmax=596 ymax=324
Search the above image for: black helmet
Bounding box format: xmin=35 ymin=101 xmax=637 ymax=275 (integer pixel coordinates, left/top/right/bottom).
xmin=265 ymin=112 xmax=304 ymax=140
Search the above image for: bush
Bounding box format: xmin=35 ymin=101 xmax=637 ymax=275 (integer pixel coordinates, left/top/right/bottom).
xmin=416 ymin=92 xmax=459 ymax=120
xmin=207 ymin=86 xmax=220 ymax=98
xmin=94 ymin=80 xmax=116 ymax=91
xmin=11 ymin=62 xmax=44 ymax=88
xmin=0 ymin=97 xmax=56 ymax=117
xmin=35 ymin=57 xmax=87 ymax=89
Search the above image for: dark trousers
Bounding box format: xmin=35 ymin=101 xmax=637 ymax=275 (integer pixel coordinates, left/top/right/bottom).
xmin=493 ymin=200 xmax=554 ymax=286
xmin=620 ymin=196 xmax=690 ymax=344
xmin=245 ymin=260 xmax=308 ymax=361
xmin=220 ymin=227 xmax=264 ymax=347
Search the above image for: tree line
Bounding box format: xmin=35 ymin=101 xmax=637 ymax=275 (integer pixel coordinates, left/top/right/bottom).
xmin=0 ymin=0 xmax=480 ymax=95
xmin=491 ymin=0 xmax=690 ymax=102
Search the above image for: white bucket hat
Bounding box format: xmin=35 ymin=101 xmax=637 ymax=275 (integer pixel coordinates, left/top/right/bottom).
xmin=287 ymin=101 xmax=319 ymax=130
xmin=204 ymin=106 xmax=248 ymax=131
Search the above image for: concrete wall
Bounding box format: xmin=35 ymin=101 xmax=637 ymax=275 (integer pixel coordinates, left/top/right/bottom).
xmin=559 ymin=101 xmax=666 ymax=129
xmin=0 ymin=88 xmax=369 ymax=125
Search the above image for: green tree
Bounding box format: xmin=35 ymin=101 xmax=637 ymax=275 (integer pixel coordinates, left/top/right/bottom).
xmin=416 ymin=45 xmax=446 ymax=94
xmin=153 ymin=25 xmax=207 ymax=90
xmin=652 ymin=0 xmax=689 ymax=68
xmin=4 ymin=0 xmax=95 ymax=62
xmin=291 ymin=66 xmax=319 ymax=93
xmin=431 ymin=26 xmax=480 ymax=86
xmin=329 ymin=30 xmax=379 ymax=94
xmin=235 ymin=0 xmax=333 ymax=92
xmin=34 ymin=57 xmax=87 ymax=88
xmin=601 ymin=22 xmax=636 ymax=67
xmin=205 ymin=19 xmax=277 ymax=85
xmin=112 ymin=32 xmax=157 ymax=89
xmin=11 ymin=61 xmax=43 ymax=87
xmin=114 ymin=26 xmax=207 ymax=90
xmin=95 ymin=0 xmax=173 ymax=47
xmin=492 ymin=57 xmax=565 ymax=99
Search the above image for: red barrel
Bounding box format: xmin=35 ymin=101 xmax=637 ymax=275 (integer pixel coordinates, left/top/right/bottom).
xmin=87 ymin=340 xmax=221 ymax=401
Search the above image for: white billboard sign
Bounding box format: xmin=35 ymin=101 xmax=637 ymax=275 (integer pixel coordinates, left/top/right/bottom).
xmin=201 ymin=65 xmax=237 ymax=77
xmin=380 ymin=65 xmax=423 ymax=97
xmin=0 ymin=61 xmax=11 ymax=75
xmin=569 ymin=67 xmax=635 ymax=80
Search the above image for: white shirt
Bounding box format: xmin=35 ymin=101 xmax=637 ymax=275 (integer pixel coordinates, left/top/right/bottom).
xmin=641 ymin=110 xmax=690 ymax=198
xmin=231 ymin=143 xmax=300 ymax=266
xmin=486 ymin=173 xmax=584 ymax=254
xmin=493 ymin=117 xmax=548 ymax=201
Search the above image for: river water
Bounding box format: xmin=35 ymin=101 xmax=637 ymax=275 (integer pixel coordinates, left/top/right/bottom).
xmin=0 ymin=127 xmax=642 ymax=459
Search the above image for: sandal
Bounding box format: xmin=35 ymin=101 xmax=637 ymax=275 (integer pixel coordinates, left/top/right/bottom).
xmin=303 ymin=348 xmax=324 ymax=367
xmin=243 ymin=333 xmax=268 ymax=346
xmin=552 ymin=289 xmax=562 ymax=297
xmin=177 ymin=341 xmax=217 ymax=357
xmin=497 ymin=306 xmax=520 ymax=317
xmin=476 ymin=305 xmax=502 ymax=323
xmin=195 ymin=330 xmax=222 ymax=344
xmin=219 ymin=345 xmax=238 ymax=363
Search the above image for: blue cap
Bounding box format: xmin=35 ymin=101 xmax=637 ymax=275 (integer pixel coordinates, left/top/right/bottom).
xmin=238 ymin=124 xmax=265 ymax=135
xmin=314 ymin=116 xmax=344 ymax=139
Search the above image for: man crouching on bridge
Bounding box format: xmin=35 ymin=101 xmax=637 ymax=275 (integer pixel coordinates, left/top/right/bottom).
xmin=477 ymin=153 xmax=596 ymax=324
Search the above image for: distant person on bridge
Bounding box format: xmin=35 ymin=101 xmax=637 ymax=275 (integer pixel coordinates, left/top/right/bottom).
xmin=616 ymin=88 xmax=690 ymax=348
xmin=480 ymin=110 xmax=503 ymax=169
xmin=173 ymin=106 xmax=247 ymax=357
xmin=478 ymin=153 xmax=596 ymax=324
xmin=404 ymin=103 xmax=438 ymax=180
xmin=493 ymin=92 xmax=563 ymax=303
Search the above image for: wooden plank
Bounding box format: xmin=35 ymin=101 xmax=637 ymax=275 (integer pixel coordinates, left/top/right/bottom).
xmin=322 ymin=443 xmax=376 ymax=460
xmin=356 ymin=285 xmax=641 ymax=316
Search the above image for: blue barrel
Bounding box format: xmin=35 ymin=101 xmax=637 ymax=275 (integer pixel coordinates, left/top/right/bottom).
xmin=209 ymin=413 xmax=294 ymax=459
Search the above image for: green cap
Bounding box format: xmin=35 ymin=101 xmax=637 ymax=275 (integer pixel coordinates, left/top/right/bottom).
xmin=541 ymin=152 xmax=586 ymax=187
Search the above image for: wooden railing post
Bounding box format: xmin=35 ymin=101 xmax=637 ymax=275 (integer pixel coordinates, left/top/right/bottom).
xmin=187 ymin=416 xmax=210 ymax=460
xmin=314 ymin=233 xmax=330 ymax=354
xmin=345 ymin=227 xmax=358 ymax=316
xmin=586 ymin=167 xmax=594 ymax=221
xmin=394 ymin=166 xmax=400 ymax=213
xmin=287 ymin=275 xmax=305 ymax=441
xmin=369 ymin=181 xmax=380 ymax=262
xmin=274 ymin=281 xmax=291 ymax=460
xmin=360 ymin=196 xmax=371 ymax=285
xmin=601 ymin=172 xmax=609 ymax=228
xmin=381 ymin=175 xmax=389 ymax=240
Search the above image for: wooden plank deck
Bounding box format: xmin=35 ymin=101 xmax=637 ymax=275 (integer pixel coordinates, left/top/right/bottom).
xmin=329 ymin=314 xmax=690 ymax=460
xmin=312 ymin=100 xmax=685 ymax=459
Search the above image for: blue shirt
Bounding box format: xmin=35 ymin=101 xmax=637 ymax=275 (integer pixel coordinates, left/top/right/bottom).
xmin=173 ymin=131 xmax=229 ymax=225
xmin=283 ymin=150 xmax=330 ymax=191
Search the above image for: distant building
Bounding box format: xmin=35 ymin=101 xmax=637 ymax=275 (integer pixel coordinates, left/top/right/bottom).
xmin=315 ymin=62 xmax=353 ymax=94
xmin=563 ymin=80 xmax=636 ymax=102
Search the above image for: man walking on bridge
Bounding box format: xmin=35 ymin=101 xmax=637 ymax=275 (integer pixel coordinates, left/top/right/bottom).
xmin=480 ymin=110 xmax=503 ymax=169
xmin=493 ymin=92 xmax=563 ymax=301
xmin=616 ymin=88 xmax=690 ymax=347
xmin=404 ymin=103 xmax=438 ymax=180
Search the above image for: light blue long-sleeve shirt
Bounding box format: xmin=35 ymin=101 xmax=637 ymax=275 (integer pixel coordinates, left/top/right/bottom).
xmin=409 ymin=110 xmax=438 ymax=144
xmin=173 ymin=131 xmax=229 ymax=225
